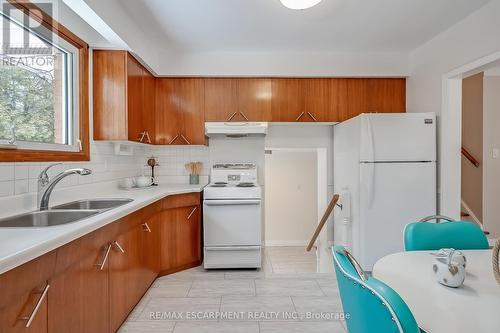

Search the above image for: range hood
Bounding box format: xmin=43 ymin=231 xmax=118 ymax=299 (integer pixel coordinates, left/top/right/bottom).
xmin=205 ymin=122 xmax=268 ymax=138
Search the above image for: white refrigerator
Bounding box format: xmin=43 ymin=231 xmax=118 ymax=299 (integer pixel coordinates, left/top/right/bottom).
xmin=334 ymin=113 xmax=437 ymax=271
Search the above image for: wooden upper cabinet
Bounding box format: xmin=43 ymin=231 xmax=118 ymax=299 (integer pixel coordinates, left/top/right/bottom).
xmin=93 ymin=50 xmax=155 ymax=143
xmin=204 ymin=78 xmax=238 ymax=121
xmin=271 ymin=78 xmax=304 ymax=122
xmin=127 ymin=54 xmax=145 ymax=142
xmin=237 ymin=78 xmax=272 ymax=121
xmin=155 ymin=78 xmax=205 ymax=145
xmin=345 ymin=79 xmax=368 ymax=121
xmin=178 ymin=78 xmax=205 ymax=145
xmin=367 ymin=78 xmax=406 ymax=113
xmin=93 ymin=50 xmax=127 ymax=141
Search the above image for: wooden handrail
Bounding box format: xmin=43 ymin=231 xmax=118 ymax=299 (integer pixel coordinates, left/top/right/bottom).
xmin=306 ymin=194 xmax=340 ymax=252
xmin=461 ymin=147 xmax=480 ymax=168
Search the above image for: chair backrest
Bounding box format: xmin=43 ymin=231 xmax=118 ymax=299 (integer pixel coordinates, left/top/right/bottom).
xmin=332 ymin=246 xmax=420 ymax=333
xmin=404 ymin=220 xmax=489 ymax=251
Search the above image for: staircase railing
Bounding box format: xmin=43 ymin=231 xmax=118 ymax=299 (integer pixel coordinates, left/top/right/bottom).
xmin=462 ymin=146 xmax=480 ymax=168
xmin=306 ymin=194 xmax=340 ymax=252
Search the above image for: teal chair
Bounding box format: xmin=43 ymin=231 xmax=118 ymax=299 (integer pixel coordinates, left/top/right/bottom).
xmin=332 ymin=246 xmax=424 ymax=333
xmin=404 ymin=215 xmax=489 ymax=251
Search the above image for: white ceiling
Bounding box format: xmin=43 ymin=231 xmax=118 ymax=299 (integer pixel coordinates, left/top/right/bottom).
xmin=119 ymin=0 xmax=491 ymax=53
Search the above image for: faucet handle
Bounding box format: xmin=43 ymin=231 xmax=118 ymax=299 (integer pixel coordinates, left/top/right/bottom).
xmin=39 ymin=163 xmax=63 ymax=185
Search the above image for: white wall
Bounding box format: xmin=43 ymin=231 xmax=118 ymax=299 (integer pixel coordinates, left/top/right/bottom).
xmin=407 ymin=0 xmax=500 ymax=217
xmin=483 ymin=75 xmax=500 ymax=237
xmin=156 ymin=51 xmax=409 ymax=77
xmin=265 ymin=151 xmax=317 ymax=246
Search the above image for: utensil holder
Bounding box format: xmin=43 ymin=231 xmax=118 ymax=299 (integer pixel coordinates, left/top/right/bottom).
xmin=189 ymin=174 xmax=199 ymax=185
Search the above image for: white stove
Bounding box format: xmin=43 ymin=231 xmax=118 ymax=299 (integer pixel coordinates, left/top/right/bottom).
xmin=203 ymin=163 xmax=262 ymax=269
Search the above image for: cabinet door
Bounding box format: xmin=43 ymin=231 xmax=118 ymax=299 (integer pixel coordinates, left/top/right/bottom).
xmin=108 ymin=226 xmax=143 ymax=333
xmin=367 ymin=78 xmax=406 ymax=113
xmin=48 ymin=247 xmax=109 ymax=333
xmin=175 ymin=205 xmax=201 ymax=267
xmin=271 ymin=79 xmax=304 ymax=122
xmin=204 ymin=78 xmax=238 ymax=121
xmin=237 ymin=78 xmax=272 ymax=121
xmin=0 ymin=251 xmax=55 ymax=333
xmin=155 ymin=78 xmax=179 ymax=145
xmin=159 ymin=209 xmax=177 ymax=272
xmin=178 ymin=78 xmax=205 ymax=145
xmin=345 ymin=78 xmax=369 ymax=121
xmin=303 ymin=79 xmax=334 ymax=122
xmin=0 ymin=281 xmax=49 ymax=333
xmin=92 ymin=50 xmax=127 ymax=141
xmin=127 ymin=54 xmax=145 ymax=142
xmin=140 ymin=214 xmax=160 ymax=291
xmin=142 ymin=69 xmax=156 ymax=143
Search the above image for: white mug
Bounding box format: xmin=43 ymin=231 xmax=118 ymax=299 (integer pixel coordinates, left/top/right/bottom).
xmin=134 ymin=176 xmax=152 ymax=188
xmin=120 ymin=178 xmax=133 ymax=189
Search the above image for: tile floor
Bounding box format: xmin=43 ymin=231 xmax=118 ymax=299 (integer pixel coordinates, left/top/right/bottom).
xmin=120 ymin=247 xmax=346 ymax=333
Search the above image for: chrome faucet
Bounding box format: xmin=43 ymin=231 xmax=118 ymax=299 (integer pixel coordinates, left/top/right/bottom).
xmin=37 ymin=163 xmax=92 ymax=210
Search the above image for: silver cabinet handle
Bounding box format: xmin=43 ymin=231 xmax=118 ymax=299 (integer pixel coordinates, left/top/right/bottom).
xmin=138 ymin=131 xmax=152 ymax=144
xmin=112 ymin=241 xmax=125 ymax=253
xmin=187 ymin=206 xmax=197 ymax=220
xmin=142 ymin=222 xmax=152 ymax=233
xmin=227 ymin=112 xmax=238 ymax=121
xmin=19 ymin=283 xmax=50 ymax=328
xmin=239 ymin=112 xmax=249 ymax=121
xmin=96 ymin=243 xmax=112 ymax=270
xmin=307 ymin=112 xmax=318 ymax=122
xmin=295 ymin=112 xmax=305 ymax=121
xmin=180 ymin=134 xmax=191 ymax=145
xmin=168 ymin=134 xmax=179 ymax=145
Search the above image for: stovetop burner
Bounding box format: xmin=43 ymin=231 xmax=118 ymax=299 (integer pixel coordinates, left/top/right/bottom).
xmin=237 ymin=182 xmax=255 ymax=188
xmin=211 ymin=182 xmax=228 ymax=188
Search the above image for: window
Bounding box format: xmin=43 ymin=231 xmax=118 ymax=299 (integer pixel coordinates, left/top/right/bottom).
xmin=0 ymin=0 xmax=89 ymax=162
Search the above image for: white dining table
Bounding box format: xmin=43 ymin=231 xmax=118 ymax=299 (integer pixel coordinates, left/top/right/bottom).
xmin=373 ymin=250 xmax=500 ymax=333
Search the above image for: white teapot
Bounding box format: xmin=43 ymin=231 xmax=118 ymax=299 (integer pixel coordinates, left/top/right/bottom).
xmin=432 ymin=248 xmax=466 ymax=288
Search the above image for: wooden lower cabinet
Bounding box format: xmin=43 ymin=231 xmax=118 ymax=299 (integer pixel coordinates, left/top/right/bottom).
xmin=160 ymin=204 xmax=202 ymax=273
xmin=0 ymin=252 xmax=56 ymax=333
xmin=48 ymin=249 xmax=109 ymax=333
xmin=0 ymin=193 xmax=202 ymax=333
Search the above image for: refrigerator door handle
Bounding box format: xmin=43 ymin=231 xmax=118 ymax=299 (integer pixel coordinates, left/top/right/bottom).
xmin=362 ymin=115 xmax=376 ymax=162
xmin=366 ymin=162 xmax=375 ymax=208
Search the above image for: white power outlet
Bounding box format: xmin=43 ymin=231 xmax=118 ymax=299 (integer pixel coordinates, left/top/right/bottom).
xmin=493 ymin=148 xmax=499 ymax=159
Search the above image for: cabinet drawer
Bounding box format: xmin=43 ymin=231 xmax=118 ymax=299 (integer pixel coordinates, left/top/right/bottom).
xmin=162 ymin=193 xmax=200 ymax=210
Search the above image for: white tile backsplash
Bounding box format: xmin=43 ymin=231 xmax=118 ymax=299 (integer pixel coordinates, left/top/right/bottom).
xmin=0 ymin=143 xmax=210 ymax=199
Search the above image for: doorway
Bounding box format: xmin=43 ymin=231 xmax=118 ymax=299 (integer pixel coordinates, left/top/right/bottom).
xmin=264 ymin=148 xmax=328 ymax=273
xmin=443 ymin=54 xmax=500 ymax=238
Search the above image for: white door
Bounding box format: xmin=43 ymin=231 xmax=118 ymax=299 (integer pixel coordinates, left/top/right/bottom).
xmin=203 ymin=199 xmax=262 ymax=246
xmin=358 ymin=162 xmax=436 ymax=270
xmin=360 ymin=113 xmax=436 ymax=162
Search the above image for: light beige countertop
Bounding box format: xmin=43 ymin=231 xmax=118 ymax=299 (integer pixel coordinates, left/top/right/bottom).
xmin=0 ymin=182 xmax=206 ymax=275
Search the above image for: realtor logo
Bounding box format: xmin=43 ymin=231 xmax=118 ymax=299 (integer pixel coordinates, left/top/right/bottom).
xmin=1 ymin=0 xmax=56 ymax=55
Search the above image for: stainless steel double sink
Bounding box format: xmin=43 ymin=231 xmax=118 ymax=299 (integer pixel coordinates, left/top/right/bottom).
xmin=0 ymin=199 xmax=133 ymax=228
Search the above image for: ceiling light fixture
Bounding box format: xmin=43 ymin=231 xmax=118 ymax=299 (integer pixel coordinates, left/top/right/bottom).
xmin=280 ymin=0 xmax=322 ymax=10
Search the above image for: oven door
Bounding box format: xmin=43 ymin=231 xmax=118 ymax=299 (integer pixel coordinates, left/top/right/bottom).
xmin=203 ymin=199 xmax=262 ymax=246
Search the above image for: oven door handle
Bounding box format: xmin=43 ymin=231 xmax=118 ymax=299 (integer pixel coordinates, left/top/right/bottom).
xmin=205 ymin=246 xmax=260 ymax=251
xmin=204 ymin=199 xmax=261 ymax=206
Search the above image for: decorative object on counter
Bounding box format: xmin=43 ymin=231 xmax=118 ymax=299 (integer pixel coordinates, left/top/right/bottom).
xmin=432 ymin=248 xmax=466 ymax=288
xmin=134 ymin=175 xmax=153 ymax=188
xmin=147 ymin=156 xmax=159 ymax=186
xmin=493 ymin=239 xmax=500 ymax=285
xmin=185 ymin=161 xmax=203 ymax=185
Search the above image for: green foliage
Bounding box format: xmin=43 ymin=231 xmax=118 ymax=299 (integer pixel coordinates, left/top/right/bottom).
xmin=0 ymin=65 xmax=56 ymax=143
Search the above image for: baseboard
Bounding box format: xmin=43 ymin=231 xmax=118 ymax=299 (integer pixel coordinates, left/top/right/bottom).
xmin=460 ymin=199 xmax=482 ymax=226
xmin=158 ymin=260 xmax=202 ymax=277
xmin=264 ymin=240 xmax=310 ymax=247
